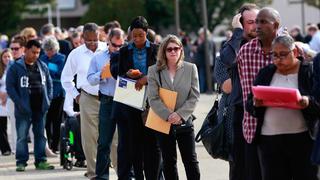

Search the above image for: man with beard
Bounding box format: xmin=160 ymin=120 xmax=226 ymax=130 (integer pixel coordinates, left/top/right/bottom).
xmin=219 ymin=3 xmax=259 ymax=180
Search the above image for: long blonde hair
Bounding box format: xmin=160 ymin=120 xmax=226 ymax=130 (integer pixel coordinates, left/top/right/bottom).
xmin=156 ymin=34 xmax=184 ymax=71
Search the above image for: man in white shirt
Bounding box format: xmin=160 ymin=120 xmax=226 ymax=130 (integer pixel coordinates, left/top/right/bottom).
xmin=61 ymin=23 xmax=106 ymax=179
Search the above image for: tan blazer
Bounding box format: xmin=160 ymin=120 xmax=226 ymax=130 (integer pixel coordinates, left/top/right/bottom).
xmin=147 ymin=61 xmax=200 ymax=121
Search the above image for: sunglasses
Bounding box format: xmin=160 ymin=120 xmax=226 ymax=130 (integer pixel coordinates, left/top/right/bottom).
xmin=10 ymin=47 xmax=20 ymax=51
xmin=166 ymin=47 xmax=181 ymax=53
xmin=110 ymin=42 xmax=123 ymax=48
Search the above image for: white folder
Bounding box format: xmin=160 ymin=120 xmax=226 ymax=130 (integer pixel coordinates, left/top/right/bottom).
xmin=113 ymin=76 xmax=146 ymax=110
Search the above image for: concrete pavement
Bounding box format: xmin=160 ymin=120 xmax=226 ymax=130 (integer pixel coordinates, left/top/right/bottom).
xmin=0 ymin=93 xmax=229 ymax=180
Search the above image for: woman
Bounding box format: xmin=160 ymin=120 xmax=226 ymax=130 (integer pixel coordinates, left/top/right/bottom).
xmin=0 ymin=49 xmax=12 ymax=156
xmin=246 ymin=35 xmax=319 ymax=180
xmin=40 ymin=36 xmax=65 ymax=153
xmin=113 ymin=16 xmax=161 ymax=179
xmin=147 ymin=34 xmax=200 ymax=180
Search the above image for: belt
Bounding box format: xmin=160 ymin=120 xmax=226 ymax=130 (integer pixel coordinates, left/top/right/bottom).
xmin=81 ymin=89 xmax=99 ymax=100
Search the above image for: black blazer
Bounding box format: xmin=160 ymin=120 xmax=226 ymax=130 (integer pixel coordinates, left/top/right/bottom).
xmin=246 ymin=62 xmax=320 ymax=141
xmin=118 ymin=42 xmax=158 ymax=78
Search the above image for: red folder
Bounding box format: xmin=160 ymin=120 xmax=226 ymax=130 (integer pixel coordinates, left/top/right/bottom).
xmin=252 ymin=86 xmax=302 ymax=109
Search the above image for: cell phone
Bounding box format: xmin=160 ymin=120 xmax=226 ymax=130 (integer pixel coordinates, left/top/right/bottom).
xmin=240 ymin=16 xmax=243 ymax=26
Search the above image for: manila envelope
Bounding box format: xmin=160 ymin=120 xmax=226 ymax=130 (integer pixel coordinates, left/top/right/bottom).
xmin=101 ymin=63 xmax=111 ymax=79
xmin=145 ymin=88 xmax=177 ymax=134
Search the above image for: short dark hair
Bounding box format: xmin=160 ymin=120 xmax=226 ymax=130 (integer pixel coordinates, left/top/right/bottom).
xmin=11 ymin=35 xmax=27 ymax=47
xmin=104 ymin=20 xmax=121 ymax=34
xmin=109 ymin=28 xmax=124 ymax=40
xmin=83 ymin=23 xmax=99 ymax=34
xmin=40 ymin=23 xmax=55 ymax=36
xmin=130 ymin=16 xmax=148 ymax=32
xmin=25 ymin=40 xmax=41 ymax=49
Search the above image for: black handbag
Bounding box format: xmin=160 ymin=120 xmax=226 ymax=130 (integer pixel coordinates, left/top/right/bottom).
xmin=195 ymin=97 xmax=229 ymax=161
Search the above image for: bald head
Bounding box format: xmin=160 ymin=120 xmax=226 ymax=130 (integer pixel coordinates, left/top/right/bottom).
xmin=258 ymin=7 xmax=281 ymax=25
xmin=256 ymin=7 xmax=281 ymax=42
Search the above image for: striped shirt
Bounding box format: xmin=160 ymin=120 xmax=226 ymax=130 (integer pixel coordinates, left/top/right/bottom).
xmin=237 ymin=38 xmax=273 ymax=143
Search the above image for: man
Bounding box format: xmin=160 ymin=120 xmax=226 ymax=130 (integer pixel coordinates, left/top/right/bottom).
xmin=6 ymin=40 xmax=54 ymax=171
xmin=237 ymin=7 xmax=281 ymax=180
xmin=10 ymin=35 xmax=27 ymax=61
xmin=61 ymin=23 xmax=107 ymax=179
xmin=87 ymin=28 xmax=125 ymax=179
xmin=219 ymin=3 xmax=259 ymax=180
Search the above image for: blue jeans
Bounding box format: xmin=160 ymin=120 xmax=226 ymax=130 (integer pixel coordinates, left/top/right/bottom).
xmin=95 ymin=95 xmax=116 ymax=179
xmin=15 ymin=112 xmax=46 ymax=166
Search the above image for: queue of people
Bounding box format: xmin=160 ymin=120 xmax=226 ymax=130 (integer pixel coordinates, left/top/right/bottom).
xmin=0 ymin=3 xmax=319 ymax=180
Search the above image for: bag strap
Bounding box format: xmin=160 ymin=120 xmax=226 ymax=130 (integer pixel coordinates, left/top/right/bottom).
xmin=158 ymin=70 xmax=162 ymax=87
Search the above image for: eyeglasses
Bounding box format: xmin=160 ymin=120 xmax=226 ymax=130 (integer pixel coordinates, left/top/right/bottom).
xmin=110 ymin=42 xmax=123 ymax=48
xmin=166 ymin=47 xmax=181 ymax=53
xmin=272 ymin=50 xmax=292 ymax=60
xmin=10 ymin=47 xmax=20 ymax=51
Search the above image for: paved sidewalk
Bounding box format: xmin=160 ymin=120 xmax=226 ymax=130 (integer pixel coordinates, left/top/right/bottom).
xmin=0 ymin=93 xmax=229 ymax=180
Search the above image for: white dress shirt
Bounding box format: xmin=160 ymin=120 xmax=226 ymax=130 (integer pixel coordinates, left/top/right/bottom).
xmin=61 ymin=42 xmax=107 ymax=98
xmin=63 ymin=92 xmax=79 ymax=117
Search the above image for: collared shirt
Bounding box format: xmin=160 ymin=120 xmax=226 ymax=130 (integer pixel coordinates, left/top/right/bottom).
xmin=61 ymin=42 xmax=107 ymax=98
xmin=128 ymin=40 xmax=150 ymax=75
xmin=63 ymin=92 xmax=78 ymax=117
xmin=87 ymin=49 xmax=116 ymax=96
xmin=309 ymin=31 xmax=320 ymax=53
xmin=237 ymin=38 xmax=273 ymax=143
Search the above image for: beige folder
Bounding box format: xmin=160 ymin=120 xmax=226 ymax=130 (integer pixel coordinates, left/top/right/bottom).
xmin=101 ymin=63 xmax=111 ymax=79
xmin=145 ymin=88 xmax=177 ymax=134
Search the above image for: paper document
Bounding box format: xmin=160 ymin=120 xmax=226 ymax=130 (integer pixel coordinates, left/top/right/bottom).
xmin=101 ymin=63 xmax=111 ymax=79
xmin=145 ymin=88 xmax=177 ymax=134
xmin=252 ymin=85 xmax=302 ymax=109
xmin=113 ymin=76 xmax=146 ymax=110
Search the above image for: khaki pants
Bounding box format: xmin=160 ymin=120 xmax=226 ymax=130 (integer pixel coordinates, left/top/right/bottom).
xmin=79 ymin=92 xmax=100 ymax=178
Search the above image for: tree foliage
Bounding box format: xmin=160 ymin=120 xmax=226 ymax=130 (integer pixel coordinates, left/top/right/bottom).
xmin=0 ymin=1 xmax=27 ymax=34
xmin=305 ymin=0 xmax=320 ymax=9
xmin=0 ymin=0 xmax=54 ymax=35
xmin=82 ymin=0 xmax=271 ymax=33
xmin=81 ymin=0 xmax=146 ymax=29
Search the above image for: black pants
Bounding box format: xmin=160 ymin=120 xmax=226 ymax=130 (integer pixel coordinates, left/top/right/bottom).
xmin=258 ymin=132 xmax=318 ymax=180
xmin=244 ymin=141 xmax=262 ymax=180
xmin=0 ymin=117 xmax=11 ymax=154
xmin=66 ymin=115 xmax=85 ymax=161
xmin=229 ymin=105 xmax=246 ymax=180
xmin=46 ymin=96 xmax=64 ymax=151
xmin=116 ymin=103 xmax=161 ymax=180
xmin=157 ymin=128 xmax=200 ymax=180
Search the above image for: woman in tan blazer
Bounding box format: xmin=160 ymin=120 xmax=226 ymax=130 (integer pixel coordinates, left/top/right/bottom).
xmin=147 ymin=34 xmax=200 ymax=180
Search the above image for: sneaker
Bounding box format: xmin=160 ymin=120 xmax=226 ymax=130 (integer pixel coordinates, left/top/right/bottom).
xmin=2 ymin=151 xmax=11 ymax=156
xmin=16 ymin=164 xmax=26 ymax=172
xmin=74 ymin=160 xmax=86 ymax=168
xmin=35 ymin=162 xmax=55 ymax=170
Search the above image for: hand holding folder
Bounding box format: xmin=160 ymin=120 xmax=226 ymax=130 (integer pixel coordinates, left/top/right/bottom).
xmin=101 ymin=63 xmax=111 ymax=79
xmin=145 ymin=88 xmax=178 ymax=134
xmin=252 ymin=85 xmax=302 ymax=109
